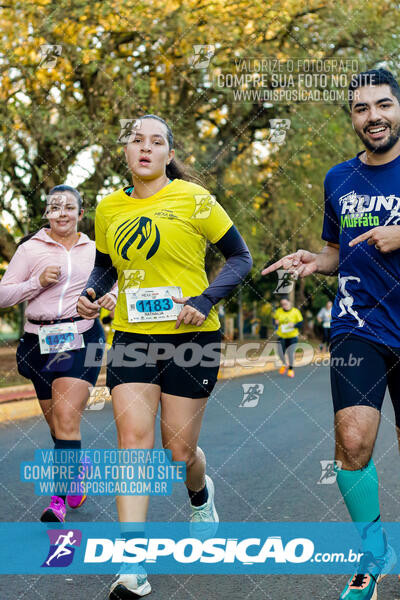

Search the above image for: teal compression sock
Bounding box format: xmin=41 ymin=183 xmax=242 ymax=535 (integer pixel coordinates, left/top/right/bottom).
xmin=336 ymin=459 xmax=385 ymax=557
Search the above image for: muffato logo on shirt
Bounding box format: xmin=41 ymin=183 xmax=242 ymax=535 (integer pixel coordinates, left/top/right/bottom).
xmin=339 ymin=190 xmax=400 ymax=218
xmin=338 ymin=191 xmax=400 ymax=231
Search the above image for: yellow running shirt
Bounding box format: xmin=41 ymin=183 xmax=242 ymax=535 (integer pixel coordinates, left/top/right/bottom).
xmin=95 ymin=178 xmax=233 ymax=334
xmin=273 ymin=307 xmax=303 ymax=339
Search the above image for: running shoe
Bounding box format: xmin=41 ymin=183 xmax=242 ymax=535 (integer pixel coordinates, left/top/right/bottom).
xmin=339 ymin=535 xmax=396 ymax=599
xmin=190 ymin=474 xmax=219 ymax=540
xmin=279 ymin=366 xmax=287 ymax=375
xmin=287 ymin=368 xmax=295 ymax=378
xmin=66 ymin=456 xmax=91 ymax=509
xmin=109 ymin=564 xmax=151 ymax=599
xmin=40 ymin=496 xmax=66 ymax=522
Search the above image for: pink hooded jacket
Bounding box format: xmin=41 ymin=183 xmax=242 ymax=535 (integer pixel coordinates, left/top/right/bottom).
xmin=0 ymin=228 xmax=117 ymax=335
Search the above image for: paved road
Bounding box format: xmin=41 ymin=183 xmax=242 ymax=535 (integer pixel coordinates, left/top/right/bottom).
xmin=1 ymin=363 xmax=400 ymax=599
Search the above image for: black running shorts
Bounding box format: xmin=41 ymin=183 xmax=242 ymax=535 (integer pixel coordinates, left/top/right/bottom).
xmin=106 ymin=329 xmax=222 ymax=398
xmin=16 ymin=319 xmax=105 ymax=400
xmin=330 ymin=333 xmax=400 ymax=425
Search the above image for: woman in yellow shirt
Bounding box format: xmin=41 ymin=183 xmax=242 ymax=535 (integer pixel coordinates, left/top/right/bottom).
xmin=77 ymin=114 xmax=252 ymax=599
xmin=273 ymin=297 xmax=303 ymax=378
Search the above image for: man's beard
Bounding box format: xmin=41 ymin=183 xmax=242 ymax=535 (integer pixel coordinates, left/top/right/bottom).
xmin=357 ymin=122 xmax=400 ymax=154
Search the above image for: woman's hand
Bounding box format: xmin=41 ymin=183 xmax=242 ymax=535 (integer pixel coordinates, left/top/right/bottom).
xmin=76 ymin=288 xmax=100 ymax=319
xmin=97 ymin=292 xmax=117 ymax=311
xmin=172 ymin=296 xmax=206 ymax=329
xmin=39 ymin=266 xmax=61 ymax=287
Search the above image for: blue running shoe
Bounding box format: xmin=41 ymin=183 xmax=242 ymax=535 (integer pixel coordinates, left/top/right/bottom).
xmin=339 ymin=534 xmax=396 ymax=599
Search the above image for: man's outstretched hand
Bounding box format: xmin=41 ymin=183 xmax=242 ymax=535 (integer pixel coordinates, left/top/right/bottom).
xmin=261 ymin=250 xmax=319 ymax=278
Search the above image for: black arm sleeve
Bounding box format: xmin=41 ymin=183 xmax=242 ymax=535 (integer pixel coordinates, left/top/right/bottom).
xmin=81 ymin=249 xmax=118 ymax=301
xmin=185 ymin=225 xmax=253 ymax=318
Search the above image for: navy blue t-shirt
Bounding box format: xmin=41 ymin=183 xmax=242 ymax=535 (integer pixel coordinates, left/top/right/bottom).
xmin=322 ymin=151 xmax=400 ymax=347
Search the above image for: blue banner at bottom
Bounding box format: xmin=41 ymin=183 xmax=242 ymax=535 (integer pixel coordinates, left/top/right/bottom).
xmin=0 ymin=522 xmax=398 ymax=575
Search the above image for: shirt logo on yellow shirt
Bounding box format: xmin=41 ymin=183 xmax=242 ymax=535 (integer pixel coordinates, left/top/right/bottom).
xmin=154 ymin=209 xmax=177 ymax=220
xmin=114 ymin=216 xmax=160 ymax=260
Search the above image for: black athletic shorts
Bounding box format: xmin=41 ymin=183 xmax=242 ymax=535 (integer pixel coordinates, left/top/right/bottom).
xmin=330 ymin=333 xmax=400 ymax=425
xmin=16 ymin=318 xmax=105 ymax=400
xmin=278 ymin=336 xmax=298 ymax=368
xmin=106 ymin=329 xmax=222 ymax=398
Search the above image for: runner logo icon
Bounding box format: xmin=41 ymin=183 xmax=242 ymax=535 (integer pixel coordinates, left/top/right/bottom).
xmin=317 ymin=460 xmax=342 ymax=485
xmin=41 ymin=529 xmax=82 ymax=568
xmin=239 ymin=383 xmax=264 ymax=408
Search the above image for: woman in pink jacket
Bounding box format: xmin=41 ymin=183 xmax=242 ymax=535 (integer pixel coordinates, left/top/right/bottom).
xmin=0 ymin=185 xmax=117 ymax=522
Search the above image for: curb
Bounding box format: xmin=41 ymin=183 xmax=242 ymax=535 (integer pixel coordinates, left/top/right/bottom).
xmin=0 ymin=352 xmax=329 ymax=423
xmin=0 ymin=374 xmax=107 ymax=404
xmin=0 ymin=373 xmax=106 ymax=423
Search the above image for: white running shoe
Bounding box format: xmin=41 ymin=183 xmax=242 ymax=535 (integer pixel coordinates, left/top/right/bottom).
xmin=189 ymin=474 xmax=219 ymax=540
xmin=109 ymin=564 xmax=151 ymax=599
